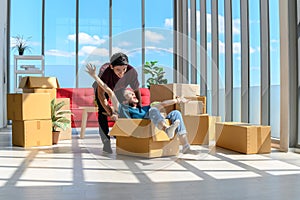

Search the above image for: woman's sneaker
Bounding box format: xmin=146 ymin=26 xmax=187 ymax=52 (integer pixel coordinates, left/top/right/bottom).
xmin=165 ymin=120 xmax=180 ymax=139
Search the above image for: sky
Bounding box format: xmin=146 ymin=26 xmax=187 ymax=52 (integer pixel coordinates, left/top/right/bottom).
xmin=9 ymin=0 xmax=280 ymax=90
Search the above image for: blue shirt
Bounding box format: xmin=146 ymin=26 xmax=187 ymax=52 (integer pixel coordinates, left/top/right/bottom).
xmin=118 ymin=104 xmax=150 ymax=119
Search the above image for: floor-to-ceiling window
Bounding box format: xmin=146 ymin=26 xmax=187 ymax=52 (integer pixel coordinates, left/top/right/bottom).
xmin=9 ymin=0 xmax=42 ymax=92
xmin=145 ymin=0 xmax=174 ymax=86
xmin=218 ymin=0 xmax=225 ymax=121
xmin=206 ymin=0 xmax=212 ymax=114
xmin=78 ymin=0 xmax=109 ymax=87
xmin=232 ymin=0 xmax=241 ymax=122
xmin=112 ymin=0 xmax=142 ymax=84
xmin=269 ymin=0 xmax=280 ymax=139
xmin=249 ymin=0 xmax=261 ymax=124
xmin=44 ymin=0 xmax=76 ymax=88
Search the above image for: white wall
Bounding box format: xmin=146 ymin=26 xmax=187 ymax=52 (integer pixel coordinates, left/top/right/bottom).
xmin=0 ymin=0 xmax=8 ymax=128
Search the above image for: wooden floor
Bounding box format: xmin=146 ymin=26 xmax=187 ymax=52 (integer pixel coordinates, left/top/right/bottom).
xmin=1 ymin=127 xmax=300 ymax=200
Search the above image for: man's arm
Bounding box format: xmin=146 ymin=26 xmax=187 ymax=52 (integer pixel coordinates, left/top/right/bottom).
xmin=96 ymin=85 xmax=113 ymax=116
xmin=86 ymin=64 xmax=120 ymax=112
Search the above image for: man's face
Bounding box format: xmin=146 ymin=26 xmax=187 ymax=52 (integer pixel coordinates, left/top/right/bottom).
xmin=124 ymin=90 xmax=139 ymax=104
xmin=111 ymin=65 xmax=127 ymax=78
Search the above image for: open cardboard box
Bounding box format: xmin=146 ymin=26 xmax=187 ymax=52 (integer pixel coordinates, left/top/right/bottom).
xmin=109 ymin=119 xmax=179 ymax=158
xmin=19 ymin=76 xmax=60 ymax=100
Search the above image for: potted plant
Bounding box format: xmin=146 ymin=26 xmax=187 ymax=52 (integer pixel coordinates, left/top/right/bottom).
xmin=51 ymin=98 xmax=72 ymax=145
xmin=143 ymin=61 xmax=168 ymax=88
xmin=11 ymin=34 xmax=32 ymax=55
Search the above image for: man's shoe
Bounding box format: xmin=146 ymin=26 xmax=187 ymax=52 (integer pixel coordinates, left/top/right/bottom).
xmin=182 ymin=147 xmax=199 ymax=155
xmin=103 ymin=142 xmax=113 ymax=154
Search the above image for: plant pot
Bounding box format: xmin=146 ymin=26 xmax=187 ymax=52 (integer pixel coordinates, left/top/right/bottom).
xmin=52 ymin=131 xmax=60 ymax=145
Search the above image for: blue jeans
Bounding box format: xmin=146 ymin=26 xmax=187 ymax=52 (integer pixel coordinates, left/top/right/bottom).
xmin=148 ymin=107 xmax=187 ymax=135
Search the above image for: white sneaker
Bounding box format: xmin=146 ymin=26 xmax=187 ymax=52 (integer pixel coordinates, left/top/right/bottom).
xmin=165 ymin=120 xmax=180 ymax=139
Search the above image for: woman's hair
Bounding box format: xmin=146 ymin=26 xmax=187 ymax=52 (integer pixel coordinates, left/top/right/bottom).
xmin=110 ymin=52 xmax=129 ymax=67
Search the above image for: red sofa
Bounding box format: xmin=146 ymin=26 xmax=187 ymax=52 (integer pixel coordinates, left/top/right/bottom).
xmin=56 ymin=88 xmax=150 ymax=128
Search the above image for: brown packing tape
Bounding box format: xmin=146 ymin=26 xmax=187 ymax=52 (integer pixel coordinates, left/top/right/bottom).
xmin=37 ymin=121 xmax=41 ymax=129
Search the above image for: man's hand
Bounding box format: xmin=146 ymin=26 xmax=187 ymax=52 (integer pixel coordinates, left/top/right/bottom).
xmin=110 ymin=114 xmax=118 ymax=121
xmin=85 ymin=63 xmax=97 ymax=78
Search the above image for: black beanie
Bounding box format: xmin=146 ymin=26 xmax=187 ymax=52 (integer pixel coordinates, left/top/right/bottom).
xmin=110 ymin=52 xmax=129 ymax=67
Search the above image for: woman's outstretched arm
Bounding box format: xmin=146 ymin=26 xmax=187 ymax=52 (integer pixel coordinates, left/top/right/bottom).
xmin=85 ymin=64 xmax=120 ymax=112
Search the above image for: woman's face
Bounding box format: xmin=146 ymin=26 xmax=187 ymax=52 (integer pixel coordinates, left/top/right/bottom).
xmin=111 ymin=65 xmax=127 ymax=78
xmin=124 ymin=90 xmax=139 ymax=104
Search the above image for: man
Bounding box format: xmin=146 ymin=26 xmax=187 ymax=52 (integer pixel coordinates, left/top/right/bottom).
xmin=87 ymin=64 xmax=199 ymax=155
xmin=91 ymin=52 xmax=141 ymax=153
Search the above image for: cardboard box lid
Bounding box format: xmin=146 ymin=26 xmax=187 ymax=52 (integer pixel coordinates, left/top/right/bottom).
xmin=109 ymin=119 xmax=170 ymax=141
xmin=217 ymin=122 xmax=271 ymax=129
xmin=19 ymin=76 xmax=60 ymax=89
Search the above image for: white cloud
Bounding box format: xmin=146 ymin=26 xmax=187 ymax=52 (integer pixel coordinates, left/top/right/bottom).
xmin=145 ymin=30 xmax=165 ymax=43
xmin=164 ymin=18 xmax=173 ymax=28
xmin=187 ymin=10 xmax=241 ymax=35
xmin=45 ymin=49 xmax=74 ymax=57
xmin=271 ymin=39 xmax=279 ymax=43
xmin=112 ymin=47 xmax=127 ymax=55
xmin=210 ymin=41 xmax=256 ymax=55
xmin=68 ymin=32 xmax=106 ymax=45
xmin=232 ymin=19 xmax=240 ymax=35
xmin=79 ymin=45 xmax=108 ymax=56
xmin=118 ymin=41 xmax=131 ymax=47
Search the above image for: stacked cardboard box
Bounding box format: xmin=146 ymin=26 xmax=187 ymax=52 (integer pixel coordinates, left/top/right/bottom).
xmin=150 ymin=83 xmax=201 ymax=114
xmin=177 ymin=96 xmax=207 ymax=114
xmin=150 ymin=84 xmax=219 ymax=145
xmin=215 ymin=122 xmax=271 ymax=154
xmin=7 ymin=93 xmax=52 ymax=147
xmin=183 ymin=114 xmax=221 ymax=145
xmin=19 ymin=76 xmax=60 ymax=101
xmin=110 ymin=119 xmax=179 ymax=158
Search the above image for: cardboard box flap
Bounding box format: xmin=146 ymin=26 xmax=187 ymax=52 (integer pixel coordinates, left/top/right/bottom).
xmin=151 ymin=129 xmax=170 ymax=141
xmin=109 ymin=119 xmax=171 ymax=141
xmin=109 ymin=119 xmax=152 ymax=138
xmin=19 ymin=76 xmax=60 ymax=89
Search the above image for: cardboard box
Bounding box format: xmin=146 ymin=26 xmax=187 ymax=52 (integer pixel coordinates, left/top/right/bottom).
xmin=12 ymin=119 xmax=52 ymax=147
xmin=183 ymin=114 xmax=221 ymax=145
xmin=19 ymin=76 xmax=60 ymax=100
xmin=7 ymin=93 xmax=51 ymax=120
xmin=215 ymin=122 xmax=271 ymax=154
xmin=22 ymin=88 xmax=57 ymax=101
xmin=109 ymin=119 xmax=180 ymax=158
xmin=185 ymin=96 xmax=206 ymax=114
xmin=150 ymin=84 xmax=200 ymax=114
xmin=19 ymin=76 xmax=60 ymax=89
xmin=179 ymin=101 xmax=204 ymax=115
xmin=150 ymin=83 xmax=200 ymax=101
xmin=56 ymin=98 xmax=72 ymax=140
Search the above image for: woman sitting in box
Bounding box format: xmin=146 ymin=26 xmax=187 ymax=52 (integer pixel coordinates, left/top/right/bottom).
xmin=86 ymin=64 xmax=198 ymax=155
